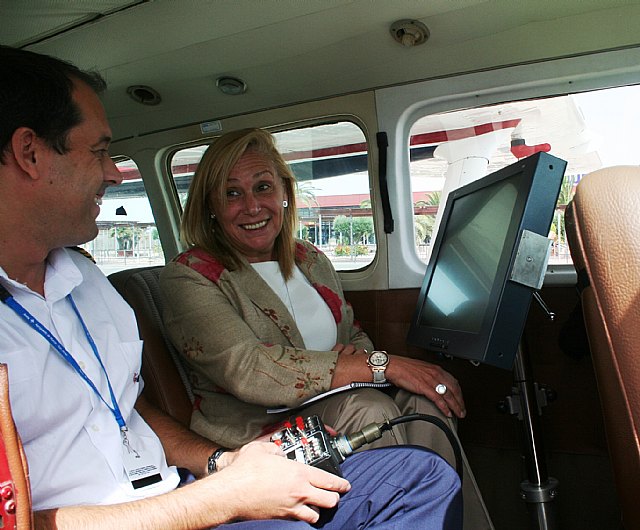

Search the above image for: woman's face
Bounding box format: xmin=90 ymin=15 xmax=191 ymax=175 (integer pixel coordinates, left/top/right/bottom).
xmin=212 ymin=150 xmax=288 ymax=263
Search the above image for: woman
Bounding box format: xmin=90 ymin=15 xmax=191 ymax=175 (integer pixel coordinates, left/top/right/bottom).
xmin=160 ymin=128 xmax=492 ymax=529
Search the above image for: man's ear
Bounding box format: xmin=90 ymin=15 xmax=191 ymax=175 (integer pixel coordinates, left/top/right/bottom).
xmin=10 ymin=127 xmax=44 ymax=179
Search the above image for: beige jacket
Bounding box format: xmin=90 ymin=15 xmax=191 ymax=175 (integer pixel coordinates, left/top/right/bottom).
xmin=159 ymin=240 xmax=373 ymax=447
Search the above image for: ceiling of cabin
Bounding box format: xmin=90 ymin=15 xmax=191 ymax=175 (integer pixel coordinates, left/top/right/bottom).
xmin=3 ymin=0 xmax=640 ymax=141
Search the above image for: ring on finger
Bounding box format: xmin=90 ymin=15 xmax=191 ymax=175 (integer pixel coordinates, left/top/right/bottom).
xmin=435 ymin=383 xmax=447 ymax=395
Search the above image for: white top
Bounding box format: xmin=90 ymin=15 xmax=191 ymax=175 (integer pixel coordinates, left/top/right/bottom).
xmin=0 ymin=248 xmax=179 ymax=510
xmin=251 ymin=262 xmax=337 ymax=350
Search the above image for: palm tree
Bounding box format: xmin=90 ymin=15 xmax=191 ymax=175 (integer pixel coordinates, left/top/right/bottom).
xmin=295 ymin=181 xmax=318 ymax=241
xmin=414 ymin=191 xmax=441 ymax=246
xmin=295 ymin=180 xmax=319 ymax=208
xmin=414 ymin=215 xmax=435 ymax=245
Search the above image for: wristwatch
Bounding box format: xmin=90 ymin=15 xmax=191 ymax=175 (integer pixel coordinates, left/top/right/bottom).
xmin=367 ymin=350 xmax=389 ymax=383
xmin=207 ymin=447 xmax=227 ymax=474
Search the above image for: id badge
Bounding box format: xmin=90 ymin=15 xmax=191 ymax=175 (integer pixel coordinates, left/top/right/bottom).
xmin=121 ymin=429 xmax=162 ymax=489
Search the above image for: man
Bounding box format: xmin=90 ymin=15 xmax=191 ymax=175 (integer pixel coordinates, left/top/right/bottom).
xmin=0 ymin=45 xmax=462 ymax=529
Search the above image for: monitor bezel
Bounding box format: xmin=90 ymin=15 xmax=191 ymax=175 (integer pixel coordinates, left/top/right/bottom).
xmin=407 ymin=151 xmax=567 ymax=370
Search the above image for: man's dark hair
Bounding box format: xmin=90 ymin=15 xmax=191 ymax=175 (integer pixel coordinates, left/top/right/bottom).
xmin=0 ymin=45 xmax=107 ymax=164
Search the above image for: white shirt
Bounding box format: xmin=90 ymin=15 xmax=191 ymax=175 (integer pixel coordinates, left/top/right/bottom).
xmin=0 ymin=248 xmax=179 ymax=510
xmin=251 ymin=262 xmax=337 ymax=350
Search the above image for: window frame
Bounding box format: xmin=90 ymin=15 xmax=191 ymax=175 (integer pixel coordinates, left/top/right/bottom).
xmin=376 ymin=46 xmax=640 ymax=289
xmin=166 ymin=118 xmax=381 ymax=273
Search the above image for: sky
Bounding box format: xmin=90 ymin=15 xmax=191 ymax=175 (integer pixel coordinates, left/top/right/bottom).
xmin=573 ymin=85 xmax=640 ymax=167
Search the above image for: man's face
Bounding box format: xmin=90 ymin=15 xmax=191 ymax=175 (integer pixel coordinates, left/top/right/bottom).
xmin=44 ymin=80 xmax=122 ymax=246
xmin=212 ymin=150 xmax=288 ymax=263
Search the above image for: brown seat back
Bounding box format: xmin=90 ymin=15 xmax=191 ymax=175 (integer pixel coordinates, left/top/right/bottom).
xmin=109 ymin=267 xmax=193 ymax=427
xmin=565 ymin=166 xmax=640 ymax=529
xmin=0 ymin=363 xmax=33 ymax=529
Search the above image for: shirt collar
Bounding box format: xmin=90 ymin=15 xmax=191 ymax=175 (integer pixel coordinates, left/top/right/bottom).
xmin=0 ymin=248 xmax=83 ymax=303
xmin=44 ymin=248 xmax=84 ymax=302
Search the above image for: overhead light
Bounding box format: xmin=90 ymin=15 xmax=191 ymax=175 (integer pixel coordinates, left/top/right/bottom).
xmin=390 ymin=19 xmax=430 ymax=47
xmin=216 ymin=76 xmax=247 ymax=95
xmin=126 ymin=85 xmax=162 ymax=105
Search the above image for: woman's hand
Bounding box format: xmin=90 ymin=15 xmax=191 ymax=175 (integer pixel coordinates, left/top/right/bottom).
xmin=332 ymin=349 xmax=465 ymax=418
xmin=386 ymin=356 xmax=466 ymax=419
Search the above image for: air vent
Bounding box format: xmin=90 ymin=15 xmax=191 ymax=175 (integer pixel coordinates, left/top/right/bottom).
xmin=216 ymin=76 xmax=247 ymax=96
xmin=390 ymin=19 xmax=430 ymax=47
xmin=126 ymin=85 xmax=162 ymax=105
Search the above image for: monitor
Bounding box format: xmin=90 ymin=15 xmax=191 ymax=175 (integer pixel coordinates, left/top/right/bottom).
xmin=407 ymin=151 xmax=567 ymax=370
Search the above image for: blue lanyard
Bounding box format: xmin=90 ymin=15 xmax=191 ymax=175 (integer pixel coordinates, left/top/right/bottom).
xmin=1 ymin=287 xmax=126 ymax=431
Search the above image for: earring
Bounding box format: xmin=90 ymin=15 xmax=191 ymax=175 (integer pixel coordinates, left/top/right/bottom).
xmin=210 ymin=213 xmax=216 ymax=220
xmin=282 ymin=200 xmax=288 ymax=208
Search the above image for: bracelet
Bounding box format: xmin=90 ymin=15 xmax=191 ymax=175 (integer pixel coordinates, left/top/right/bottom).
xmin=207 ymin=447 xmax=227 ymax=475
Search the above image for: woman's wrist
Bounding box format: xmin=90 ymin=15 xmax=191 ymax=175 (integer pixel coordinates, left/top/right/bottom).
xmin=332 ymin=351 xmax=369 ymax=387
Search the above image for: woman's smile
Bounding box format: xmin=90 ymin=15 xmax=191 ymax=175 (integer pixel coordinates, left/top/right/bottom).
xmin=213 ymin=150 xmax=287 ymax=263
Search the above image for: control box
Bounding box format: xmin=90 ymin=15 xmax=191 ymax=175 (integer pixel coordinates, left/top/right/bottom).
xmin=270 ymin=415 xmax=343 ymax=476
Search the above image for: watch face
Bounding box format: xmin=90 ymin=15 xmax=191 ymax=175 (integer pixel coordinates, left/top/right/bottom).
xmin=369 ymin=351 xmax=388 ymax=366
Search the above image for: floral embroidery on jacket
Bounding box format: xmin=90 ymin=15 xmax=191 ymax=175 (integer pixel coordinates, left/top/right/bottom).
xmin=295 ymin=241 xmax=309 ymax=262
xmin=253 ymin=345 xmax=324 ymax=399
xmin=182 ymin=337 xmax=204 ymax=360
xmin=294 ymin=373 xmax=323 ymax=393
xmin=175 ymin=248 xmax=226 ymax=284
xmin=280 ymin=324 xmax=293 ymax=342
xmin=295 ymin=241 xmax=322 ymax=276
xmin=260 ymin=307 xmax=294 ymax=342
xmin=183 ymin=339 xmax=229 ymax=395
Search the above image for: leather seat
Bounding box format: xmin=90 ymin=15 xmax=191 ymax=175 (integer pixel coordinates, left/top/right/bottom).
xmin=0 ymin=363 xmax=33 ymax=529
xmin=109 ymin=266 xmax=193 ymax=427
xmin=565 ymin=166 xmax=640 ymax=530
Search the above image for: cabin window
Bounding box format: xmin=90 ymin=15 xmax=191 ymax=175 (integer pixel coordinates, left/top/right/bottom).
xmin=409 ymin=84 xmax=640 ymax=266
xmin=82 ymin=157 xmax=165 ymax=274
xmin=170 ymin=121 xmax=375 ymax=270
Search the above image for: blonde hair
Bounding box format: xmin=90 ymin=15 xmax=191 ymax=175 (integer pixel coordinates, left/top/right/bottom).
xmin=181 ymin=128 xmax=298 ymax=278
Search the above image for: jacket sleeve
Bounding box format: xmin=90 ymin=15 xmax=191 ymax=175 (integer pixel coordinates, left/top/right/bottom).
xmin=159 ymin=262 xmax=339 ymax=408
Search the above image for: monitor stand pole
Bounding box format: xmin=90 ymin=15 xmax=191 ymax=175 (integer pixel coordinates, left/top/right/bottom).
xmin=511 ymin=341 xmax=559 ymax=530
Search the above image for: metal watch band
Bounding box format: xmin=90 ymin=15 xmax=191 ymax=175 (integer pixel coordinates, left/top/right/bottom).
xmin=367 ymin=350 xmax=389 ymax=383
xmin=372 ymin=368 xmax=387 ymax=383
xmin=207 ymin=447 xmax=227 ymax=475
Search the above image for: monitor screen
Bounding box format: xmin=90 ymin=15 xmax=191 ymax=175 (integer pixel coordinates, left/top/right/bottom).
xmin=407 ymin=152 xmax=567 ymax=369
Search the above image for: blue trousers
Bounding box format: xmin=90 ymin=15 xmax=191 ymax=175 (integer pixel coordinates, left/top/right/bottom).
xmin=218 ymin=446 xmax=462 ymax=529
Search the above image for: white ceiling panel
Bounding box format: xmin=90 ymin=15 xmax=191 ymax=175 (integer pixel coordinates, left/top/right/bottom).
xmin=2 ymin=0 xmax=640 ymax=140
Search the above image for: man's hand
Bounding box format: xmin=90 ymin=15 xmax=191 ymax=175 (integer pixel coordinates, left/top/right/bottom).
xmin=208 ymin=441 xmax=351 ymax=523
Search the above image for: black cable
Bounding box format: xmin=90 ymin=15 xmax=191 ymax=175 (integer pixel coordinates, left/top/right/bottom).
xmin=383 ymin=413 xmax=463 ymax=482
xmin=337 ymin=413 xmax=463 ymax=482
